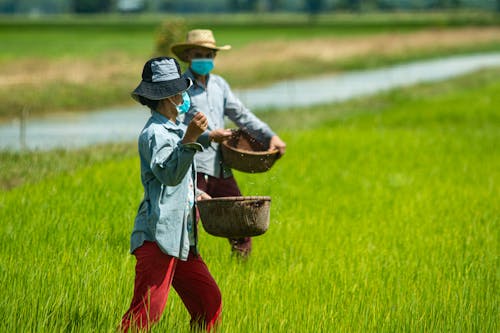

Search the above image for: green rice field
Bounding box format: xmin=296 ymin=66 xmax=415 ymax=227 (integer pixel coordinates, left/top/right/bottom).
xmin=0 ymin=66 xmax=498 ymax=331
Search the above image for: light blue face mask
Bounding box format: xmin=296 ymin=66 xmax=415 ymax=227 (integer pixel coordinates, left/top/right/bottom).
xmin=191 ymin=58 xmax=214 ymax=76
xmin=170 ymin=91 xmax=191 ymax=114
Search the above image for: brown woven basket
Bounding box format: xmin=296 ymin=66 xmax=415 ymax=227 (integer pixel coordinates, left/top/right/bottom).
xmin=221 ymin=129 xmax=279 ymax=173
xmin=197 ymin=196 xmax=271 ymax=238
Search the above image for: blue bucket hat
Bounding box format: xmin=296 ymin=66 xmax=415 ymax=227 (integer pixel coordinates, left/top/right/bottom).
xmin=131 ymin=56 xmax=192 ymax=102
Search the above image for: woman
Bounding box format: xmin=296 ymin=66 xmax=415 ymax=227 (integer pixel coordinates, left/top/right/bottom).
xmin=120 ymin=56 xmax=221 ymax=332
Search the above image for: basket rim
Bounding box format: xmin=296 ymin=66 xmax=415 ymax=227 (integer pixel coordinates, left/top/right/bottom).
xmin=221 ymin=141 xmax=279 ymax=156
xmin=198 ymin=196 xmax=271 ymax=203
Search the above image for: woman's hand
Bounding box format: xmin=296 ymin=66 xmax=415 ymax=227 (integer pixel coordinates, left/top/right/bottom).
xmin=182 ymin=112 xmax=208 ymax=144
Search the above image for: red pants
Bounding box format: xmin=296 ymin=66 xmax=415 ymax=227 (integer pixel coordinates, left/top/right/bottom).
xmin=196 ymin=173 xmax=252 ymax=255
xmin=120 ymin=241 xmax=222 ymax=332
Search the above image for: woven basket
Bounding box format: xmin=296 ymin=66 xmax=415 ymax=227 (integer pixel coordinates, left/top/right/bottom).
xmin=197 ymin=196 xmax=271 ymax=238
xmin=221 ymin=129 xmax=279 ymax=173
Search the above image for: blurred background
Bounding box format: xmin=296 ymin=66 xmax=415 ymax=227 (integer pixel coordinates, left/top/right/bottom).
xmin=0 ymin=0 xmax=499 ymax=14
xmin=1 ymin=0 xmax=500 ymax=150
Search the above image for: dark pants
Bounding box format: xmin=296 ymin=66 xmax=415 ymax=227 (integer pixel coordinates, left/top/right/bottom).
xmin=197 ymin=173 xmax=252 ymax=255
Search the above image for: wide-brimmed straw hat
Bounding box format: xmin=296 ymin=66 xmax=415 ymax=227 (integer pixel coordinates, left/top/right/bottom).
xmin=171 ymin=29 xmax=231 ymax=62
xmin=131 ymin=56 xmax=192 ymax=102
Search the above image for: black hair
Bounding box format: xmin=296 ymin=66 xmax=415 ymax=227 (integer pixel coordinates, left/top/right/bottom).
xmin=138 ymin=96 xmax=160 ymax=111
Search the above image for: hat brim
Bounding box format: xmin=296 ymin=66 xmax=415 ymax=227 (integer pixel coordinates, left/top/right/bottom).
xmin=171 ymin=43 xmax=231 ymax=62
xmin=131 ymin=77 xmax=192 ymax=102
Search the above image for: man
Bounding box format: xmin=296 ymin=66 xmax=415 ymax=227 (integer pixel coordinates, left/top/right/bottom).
xmin=171 ymin=29 xmax=286 ymax=258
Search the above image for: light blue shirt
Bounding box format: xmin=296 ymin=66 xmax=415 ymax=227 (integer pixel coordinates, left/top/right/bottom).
xmin=181 ymin=69 xmax=276 ymax=178
xmin=130 ymin=110 xmax=209 ymax=260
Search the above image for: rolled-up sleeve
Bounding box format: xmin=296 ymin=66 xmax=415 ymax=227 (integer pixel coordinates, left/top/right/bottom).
xmin=196 ymin=131 xmax=211 ymax=149
xmin=222 ymin=78 xmax=276 ymax=144
xmin=145 ymin=129 xmax=203 ymax=186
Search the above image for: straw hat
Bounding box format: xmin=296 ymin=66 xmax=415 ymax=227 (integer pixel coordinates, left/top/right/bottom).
xmin=171 ymin=29 xmax=231 ymax=62
xmin=131 ymin=56 xmax=192 ymax=102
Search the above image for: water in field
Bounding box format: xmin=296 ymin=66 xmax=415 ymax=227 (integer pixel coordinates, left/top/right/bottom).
xmin=1 ymin=52 xmax=500 ymax=151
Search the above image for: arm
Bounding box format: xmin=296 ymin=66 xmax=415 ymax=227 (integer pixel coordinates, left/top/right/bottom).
xmin=181 ymin=91 xmax=212 ymax=148
xmin=222 ymin=79 xmax=286 ymax=155
xmin=222 ymin=79 xmax=276 ymax=144
xmin=147 ymin=134 xmax=202 ymax=186
xmin=147 ymin=112 xmax=208 ymax=186
xmin=182 ymin=112 xmax=210 ymax=147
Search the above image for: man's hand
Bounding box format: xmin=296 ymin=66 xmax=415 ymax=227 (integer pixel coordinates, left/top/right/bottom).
xmin=182 ymin=112 xmax=208 ymax=144
xmin=209 ymin=129 xmax=233 ymax=143
xmin=269 ymin=135 xmax=286 ymax=156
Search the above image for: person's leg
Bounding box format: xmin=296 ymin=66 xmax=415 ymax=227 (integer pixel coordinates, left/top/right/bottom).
xmin=120 ymin=241 xmax=177 ymax=332
xmin=205 ymin=175 xmax=252 ymax=257
xmin=172 ymin=252 xmax=222 ymax=332
xmin=204 ymin=175 xmax=240 ymax=197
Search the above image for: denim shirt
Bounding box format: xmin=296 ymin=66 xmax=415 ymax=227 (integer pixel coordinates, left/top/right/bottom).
xmin=130 ymin=111 xmax=209 ymax=260
xmin=181 ymin=69 xmax=276 ymax=178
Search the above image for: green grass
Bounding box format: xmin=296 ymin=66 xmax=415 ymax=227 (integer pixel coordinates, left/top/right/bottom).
xmin=0 ymin=143 xmax=135 ymax=190
xmin=0 ymin=68 xmax=498 ymax=331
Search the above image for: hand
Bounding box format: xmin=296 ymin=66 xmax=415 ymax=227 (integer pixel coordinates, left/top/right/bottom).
xmin=196 ymin=191 xmax=211 ymax=201
xmin=269 ymin=135 xmax=286 ymax=156
xmin=182 ymin=112 xmax=208 ymax=144
xmin=209 ymin=128 xmax=233 ymax=143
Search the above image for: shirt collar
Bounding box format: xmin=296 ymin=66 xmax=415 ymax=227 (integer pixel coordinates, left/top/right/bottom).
xmin=151 ymin=110 xmax=179 ymax=130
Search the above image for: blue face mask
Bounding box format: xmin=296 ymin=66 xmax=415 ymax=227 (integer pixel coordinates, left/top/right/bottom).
xmin=177 ymin=91 xmax=191 ymax=114
xmin=170 ymin=91 xmax=190 ymax=114
xmin=191 ymin=58 xmax=214 ymax=76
